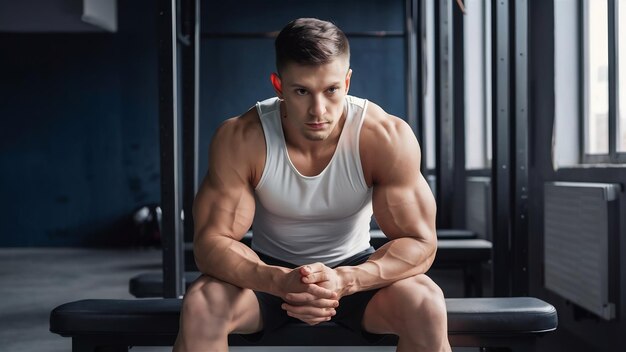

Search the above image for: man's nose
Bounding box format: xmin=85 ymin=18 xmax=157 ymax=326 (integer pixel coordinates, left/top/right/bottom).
xmin=308 ymin=96 xmax=327 ymax=117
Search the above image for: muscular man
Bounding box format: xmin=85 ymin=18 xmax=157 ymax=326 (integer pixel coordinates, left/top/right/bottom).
xmin=174 ymin=18 xmax=451 ymax=352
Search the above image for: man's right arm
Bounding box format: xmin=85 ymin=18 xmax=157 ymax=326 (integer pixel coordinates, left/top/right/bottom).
xmin=193 ymin=116 xmax=284 ymax=296
xmin=192 ymin=116 xmax=335 ymax=302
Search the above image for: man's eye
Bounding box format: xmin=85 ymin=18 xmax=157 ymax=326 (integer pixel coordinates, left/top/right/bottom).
xmin=295 ymin=89 xmax=307 ymax=96
xmin=327 ymin=87 xmax=339 ymax=94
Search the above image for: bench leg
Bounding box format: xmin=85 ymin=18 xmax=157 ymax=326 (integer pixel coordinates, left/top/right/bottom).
xmin=479 ymin=339 xmax=536 ymax=352
xmin=73 ymin=338 xmax=97 ymax=352
xmin=463 ymin=264 xmax=484 ymax=297
xmin=72 ymin=337 xmax=129 ymax=352
xmin=472 ymin=263 xmax=483 ymax=297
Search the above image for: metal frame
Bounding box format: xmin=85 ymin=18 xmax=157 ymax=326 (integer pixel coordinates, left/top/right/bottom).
xmin=181 ymin=0 xmax=200 ymax=245
xmin=513 ymin=0 xmax=530 ymax=296
xmin=483 ymin=0 xmax=494 ymax=167
xmin=491 ymin=0 xmax=513 ymax=297
xmin=617 ymin=0 xmax=626 ymax=158
xmin=405 ymin=0 xmax=428 ymax=176
xmin=488 ymin=0 xmax=530 ymax=297
xmin=578 ymin=0 xmax=588 ymax=163
xmin=434 ymin=0 xmax=465 ymax=229
xmin=201 ymin=31 xmax=404 ymax=39
xmin=434 ymin=0 xmax=453 ymax=228
xmin=405 ymin=0 xmax=419 ymax=143
xmin=451 ymin=0 xmax=466 ymax=228
xmin=608 ymin=0 xmax=618 ymax=160
xmin=158 ymin=0 xmax=185 ymax=298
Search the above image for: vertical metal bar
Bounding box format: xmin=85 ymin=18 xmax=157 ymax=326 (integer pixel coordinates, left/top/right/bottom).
xmin=483 ymin=0 xmax=491 ymax=166
xmin=433 ymin=0 xmax=442 ymax=198
xmin=513 ymin=0 xmax=530 ymax=296
xmin=158 ymin=0 xmax=184 ymax=298
xmin=452 ymin=0 xmax=466 ymax=229
xmin=405 ymin=0 xmax=419 ymax=136
xmin=578 ymin=0 xmax=587 ymax=162
xmin=418 ymin=0 xmax=427 ymax=176
xmin=435 ymin=0 xmax=454 ymax=229
xmin=492 ymin=0 xmax=513 ymax=297
xmin=182 ymin=0 xmax=199 ymax=245
xmin=608 ymin=0 xmax=617 ymax=161
xmin=407 ymin=0 xmax=427 ymax=174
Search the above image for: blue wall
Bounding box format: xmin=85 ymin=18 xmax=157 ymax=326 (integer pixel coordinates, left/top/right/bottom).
xmin=0 ymin=1 xmax=160 ymax=246
xmin=0 ymin=0 xmax=407 ymax=247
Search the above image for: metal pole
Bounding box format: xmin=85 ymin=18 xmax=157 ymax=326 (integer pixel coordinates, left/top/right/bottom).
xmin=608 ymin=0 xmax=617 ymax=161
xmin=182 ymin=0 xmax=199 ymax=245
xmin=512 ymin=0 xmax=530 ymax=296
xmin=418 ymin=0 xmax=427 ymax=176
xmin=435 ymin=0 xmax=454 ymax=229
xmin=452 ymin=0 xmax=466 ymax=229
xmin=492 ymin=0 xmax=513 ymax=297
xmin=201 ymin=31 xmax=405 ymax=39
xmin=405 ymin=0 xmax=418 ymax=138
xmin=158 ymin=0 xmax=184 ymax=298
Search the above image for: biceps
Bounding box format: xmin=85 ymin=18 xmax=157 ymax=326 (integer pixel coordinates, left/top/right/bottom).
xmin=372 ymin=175 xmax=436 ymax=239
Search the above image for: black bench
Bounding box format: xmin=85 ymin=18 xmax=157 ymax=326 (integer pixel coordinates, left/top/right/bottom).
xmin=50 ymin=297 xmax=557 ymax=352
xmin=131 ymin=230 xmax=491 ymax=298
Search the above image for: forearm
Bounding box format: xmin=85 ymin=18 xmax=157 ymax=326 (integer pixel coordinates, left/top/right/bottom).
xmin=337 ymin=237 xmax=436 ymax=295
xmin=194 ymin=235 xmax=288 ymax=296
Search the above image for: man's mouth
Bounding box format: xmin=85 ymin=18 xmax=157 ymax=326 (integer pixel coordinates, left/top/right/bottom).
xmin=306 ymin=122 xmax=328 ymax=130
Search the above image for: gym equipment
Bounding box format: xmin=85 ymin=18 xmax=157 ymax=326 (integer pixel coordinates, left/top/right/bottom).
xmin=50 ymin=296 xmax=557 ymax=352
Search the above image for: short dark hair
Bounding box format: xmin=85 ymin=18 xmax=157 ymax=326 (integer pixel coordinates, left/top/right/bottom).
xmin=275 ymin=18 xmax=350 ymax=74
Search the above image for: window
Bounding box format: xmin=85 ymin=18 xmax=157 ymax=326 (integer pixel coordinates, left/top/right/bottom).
xmin=554 ymin=0 xmax=581 ymax=167
xmin=582 ymin=0 xmax=626 ymax=162
xmin=583 ymin=0 xmax=609 ymax=156
xmin=463 ymin=0 xmax=492 ymax=169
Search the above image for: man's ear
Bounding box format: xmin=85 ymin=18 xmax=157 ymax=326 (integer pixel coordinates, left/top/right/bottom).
xmin=344 ymin=68 xmax=353 ymax=94
xmin=270 ymin=72 xmax=283 ymax=98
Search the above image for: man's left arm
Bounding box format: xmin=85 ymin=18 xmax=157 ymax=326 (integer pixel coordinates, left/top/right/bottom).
xmin=300 ymin=116 xmax=437 ymax=297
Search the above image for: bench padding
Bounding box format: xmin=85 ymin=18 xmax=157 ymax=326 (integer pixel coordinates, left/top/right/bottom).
xmin=50 ymin=297 xmax=557 ymax=347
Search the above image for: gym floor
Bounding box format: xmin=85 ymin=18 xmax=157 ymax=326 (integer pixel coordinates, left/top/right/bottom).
xmin=0 ymin=247 xmax=480 ymax=352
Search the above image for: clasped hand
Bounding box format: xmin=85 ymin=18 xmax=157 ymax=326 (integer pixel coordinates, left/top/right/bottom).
xmin=280 ymin=262 xmax=345 ymax=326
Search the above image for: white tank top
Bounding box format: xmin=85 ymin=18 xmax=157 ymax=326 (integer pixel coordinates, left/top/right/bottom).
xmin=252 ymin=95 xmax=373 ymax=267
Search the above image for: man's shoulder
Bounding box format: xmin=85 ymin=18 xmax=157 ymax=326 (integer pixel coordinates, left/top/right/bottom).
xmin=216 ymin=107 xmax=264 ymax=143
xmin=359 ymin=101 xmax=419 ymax=184
xmin=361 ymin=101 xmax=410 ymax=144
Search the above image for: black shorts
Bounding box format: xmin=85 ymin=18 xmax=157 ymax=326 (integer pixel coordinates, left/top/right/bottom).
xmin=250 ymin=247 xmax=381 ymax=342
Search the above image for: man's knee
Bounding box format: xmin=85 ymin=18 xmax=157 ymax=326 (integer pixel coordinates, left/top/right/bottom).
xmin=387 ymin=275 xmax=447 ymax=330
xmin=182 ymin=275 xmax=242 ymax=323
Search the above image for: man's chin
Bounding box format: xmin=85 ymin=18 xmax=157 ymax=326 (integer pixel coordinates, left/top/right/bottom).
xmin=303 ymin=132 xmax=329 ymax=141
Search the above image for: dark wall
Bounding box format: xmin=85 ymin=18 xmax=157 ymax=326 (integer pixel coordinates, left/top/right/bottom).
xmin=0 ymin=0 xmax=408 ymax=246
xmin=0 ymin=0 xmax=160 ymax=246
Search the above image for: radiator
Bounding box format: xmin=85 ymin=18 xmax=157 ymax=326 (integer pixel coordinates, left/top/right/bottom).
xmin=544 ymin=182 xmax=620 ymax=320
xmin=466 ymin=177 xmax=492 ymax=241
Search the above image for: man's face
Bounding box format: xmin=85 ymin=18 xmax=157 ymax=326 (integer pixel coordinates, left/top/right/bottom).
xmin=274 ymin=57 xmax=352 ymax=142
